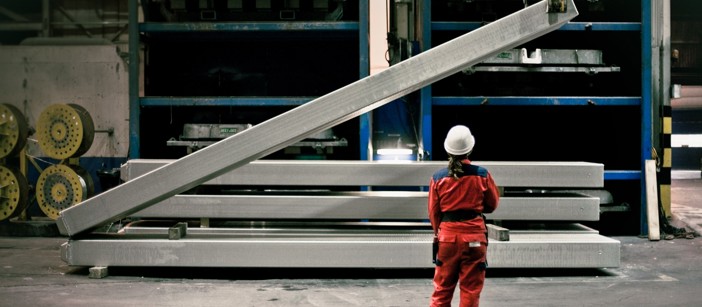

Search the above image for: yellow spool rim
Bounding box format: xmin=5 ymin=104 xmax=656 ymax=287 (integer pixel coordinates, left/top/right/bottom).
xmin=37 ymin=104 xmax=84 ymax=160
xmin=0 ymin=165 xmax=28 ymax=221
xmin=0 ymin=104 xmax=29 ymax=159
xmin=36 ymin=164 xmax=89 ymax=220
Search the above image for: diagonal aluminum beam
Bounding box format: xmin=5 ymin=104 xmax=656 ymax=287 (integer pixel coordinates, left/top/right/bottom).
xmin=57 ymin=0 xmax=579 ymax=236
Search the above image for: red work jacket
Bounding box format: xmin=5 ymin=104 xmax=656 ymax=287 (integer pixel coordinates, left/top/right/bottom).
xmin=428 ymin=159 xmax=500 ymax=237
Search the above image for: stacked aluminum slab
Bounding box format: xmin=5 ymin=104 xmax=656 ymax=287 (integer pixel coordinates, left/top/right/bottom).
xmin=122 ymin=160 xmax=603 ymax=222
xmin=60 ymin=159 xmax=620 ymax=268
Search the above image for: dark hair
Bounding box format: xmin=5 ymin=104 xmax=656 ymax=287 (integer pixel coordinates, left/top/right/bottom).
xmin=447 ymin=154 xmax=467 ymax=179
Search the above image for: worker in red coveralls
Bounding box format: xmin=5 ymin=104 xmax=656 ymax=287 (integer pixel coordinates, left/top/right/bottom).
xmin=428 ymin=125 xmax=500 ymax=307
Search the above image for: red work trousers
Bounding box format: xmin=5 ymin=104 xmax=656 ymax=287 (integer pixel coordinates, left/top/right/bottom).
xmin=430 ymin=228 xmax=487 ymax=307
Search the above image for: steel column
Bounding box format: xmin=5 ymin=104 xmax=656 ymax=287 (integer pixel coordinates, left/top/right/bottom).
xmin=128 ymin=0 xmax=139 ymax=159
xmin=641 ymin=0 xmax=653 ymax=235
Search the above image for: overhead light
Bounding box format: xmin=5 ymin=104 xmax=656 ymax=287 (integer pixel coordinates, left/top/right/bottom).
xmin=377 ymin=148 xmax=413 ymax=156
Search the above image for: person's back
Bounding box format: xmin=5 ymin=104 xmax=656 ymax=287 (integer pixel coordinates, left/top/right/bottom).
xmin=428 ymin=125 xmax=499 ymax=307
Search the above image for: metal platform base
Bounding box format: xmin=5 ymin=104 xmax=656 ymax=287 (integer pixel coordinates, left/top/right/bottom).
xmin=60 ymin=223 xmax=619 ymax=269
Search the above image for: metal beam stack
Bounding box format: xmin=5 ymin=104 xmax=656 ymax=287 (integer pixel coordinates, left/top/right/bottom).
xmin=57 ymin=0 xmax=620 ymax=269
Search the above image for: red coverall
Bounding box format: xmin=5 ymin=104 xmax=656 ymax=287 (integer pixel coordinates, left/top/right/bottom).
xmin=428 ymin=159 xmax=500 ymax=307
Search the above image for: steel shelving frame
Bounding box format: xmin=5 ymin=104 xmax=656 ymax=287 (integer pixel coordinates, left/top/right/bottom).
xmin=127 ymin=0 xmax=371 ymax=159
xmin=418 ymin=0 xmax=656 ymax=233
xmin=59 ymin=1 xmax=625 ymax=270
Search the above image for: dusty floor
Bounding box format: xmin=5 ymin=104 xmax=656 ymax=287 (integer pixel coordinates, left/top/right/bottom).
xmin=0 ymin=177 xmax=700 ymax=306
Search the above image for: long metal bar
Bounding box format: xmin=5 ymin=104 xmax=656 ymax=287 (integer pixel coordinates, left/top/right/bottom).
xmin=358 ymin=0 xmax=371 ymax=161
xmin=139 ymin=22 xmax=359 ymax=32
xmin=57 ymin=0 xmax=579 ymax=236
xmin=419 ymin=0 xmax=433 ymax=158
xmin=131 ymin=193 xmax=600 ymax=221
xmin=432 ymin=22 xmax=641 ymax=32
xmin=140 ymin=97 xmax=313 ymax=107
xmin=432 ymin=97 xmax=640 ymax=106
xmin=120 ymin=160 xmax=604 ymax=188
xmin=469 ymin=66 xmax=620 ymax=73
xmin=60 ymin=232 xmax=619 ymax=268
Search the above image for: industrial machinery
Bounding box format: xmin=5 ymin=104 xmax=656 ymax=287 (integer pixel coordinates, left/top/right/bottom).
xmin=36 ymin=103 xmax=94 ymax=160
xmin=0 ymin=103 xmax=29 ymax=222
xmin=167 ymin=124 xmax=347 ymax=156
xmin=57 ymin=0 xmax=621 ymax=270
xmin=0 ymin=104 xmax=28 ymax=160
xmin=35 ymin=104 xmax=96 ymax=220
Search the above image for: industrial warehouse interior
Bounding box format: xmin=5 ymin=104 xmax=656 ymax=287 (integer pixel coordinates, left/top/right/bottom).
xmin=1 ymin=0 xmax=701 ymax=306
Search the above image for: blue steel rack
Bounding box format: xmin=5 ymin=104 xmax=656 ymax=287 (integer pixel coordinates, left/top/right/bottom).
xmin=128 ymin=0 xmax=370 ymax=159
xmin=419 ymin=0 xmax=654 ymax=233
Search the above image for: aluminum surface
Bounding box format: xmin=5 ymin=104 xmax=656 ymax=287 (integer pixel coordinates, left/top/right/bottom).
xmin=180 ymin=123 xmax=252 ymax=140
xmin=60 ymin=232 xmax=619 ymax=268
xmin=132 ymin=193 xmax=601 ymax=221
xmin=120 ymin=159 xmax=604 ymax=188
xmin=57 ymin=0 xmax=579 ymax=236
xmin=479 ymin=48 xmax=604 ymax=65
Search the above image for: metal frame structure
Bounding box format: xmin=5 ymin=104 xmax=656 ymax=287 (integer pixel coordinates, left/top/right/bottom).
xmin=60 ymin=0 xmax=581 ymax=237
xmin=421 ymin=0 xmax=659 ymax=235
xmin=57 ymin=0 xmax=623 ymax=270
xmin=128 ymin=1 xmax=371 ymax=159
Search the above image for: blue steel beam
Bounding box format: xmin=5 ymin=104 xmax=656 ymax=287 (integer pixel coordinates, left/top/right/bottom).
xmin=640 ymin=0 xmax=653 ymax=236
xmin=432 ymin=21 xmax=640 ymax=32
xmin=140 ymin=97 xmax=313 ymax=107
xmin=432 ymin=97 xmax=641 ymax=106
xmin=139 ymin=22 xmax=358 ymax=32
xmin=419 ymin=0 xmax=433 ymax=160
xmin=128 ymin=0 xmax=140 ymax=158
xmin=359 ymin=0 xmax=371 ymax=161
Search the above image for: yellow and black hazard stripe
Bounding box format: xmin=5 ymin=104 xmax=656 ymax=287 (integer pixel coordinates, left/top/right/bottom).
xmin=659 ymin=105 xmax=672 ymax=218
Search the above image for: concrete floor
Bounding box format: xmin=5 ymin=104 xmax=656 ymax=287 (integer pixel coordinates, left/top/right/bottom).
xmin=1 ymin=177 xmax=701 ymax=307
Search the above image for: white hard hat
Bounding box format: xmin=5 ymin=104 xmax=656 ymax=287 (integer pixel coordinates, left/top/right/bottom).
xmin=443 ymin=125 xmax=475 ymax=155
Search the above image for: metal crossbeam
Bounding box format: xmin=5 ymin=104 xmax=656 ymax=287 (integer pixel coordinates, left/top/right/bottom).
xmin=57 ymin=0 xmax=579 ymax=236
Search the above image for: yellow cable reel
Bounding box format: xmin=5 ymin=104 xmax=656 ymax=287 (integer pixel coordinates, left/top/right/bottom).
xmin=0 ymin=165 xmax=29 ymax=221
xmin=36 ymin=164 xmax=94 ymax=220
xmin=37 ymin=104 xmax=95 ymax=160
xmin=0 ymin=103 xmax=29 ymax=159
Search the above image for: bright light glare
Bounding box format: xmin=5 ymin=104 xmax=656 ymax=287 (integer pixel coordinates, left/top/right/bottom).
xmin=672 ymin=134 xmax=702 ymax=148
xmin=377 ymin=148 xmax=413 ymax=155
